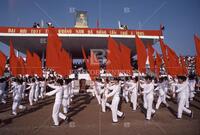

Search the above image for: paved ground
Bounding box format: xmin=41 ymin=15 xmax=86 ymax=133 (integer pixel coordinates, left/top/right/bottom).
xmin=0 ymin=92 xmax=200 ymax=135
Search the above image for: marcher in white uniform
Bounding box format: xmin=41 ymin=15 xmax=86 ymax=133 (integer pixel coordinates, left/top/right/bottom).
xmin=155 ymin=77 xmax=169 ymax=109
xmin=175 ymin=76 xmax=193 ymax=119
xmin=0 ymin=78 xmax=7 ymax=104
xmin=39 ymin=78 xmax=46 ymax=99
xmin=101 ymin=78 xmax=110 ymax=112
xmin=123 ymin=79 xmax=130 ymax=103
xmin=62 ymin=79 xmax=71 ymax=114
xmin=188 ymin=75 xmax=196 ymax=101
xmin=140 ymin=76 xmax=155 ymax=120
xmin=46 ymin=79 xmax=67 ymax=126
xmin=127 ymin=77 xmax=138 ymax=111
xmin=21 ymin=78 xmax=27 ymax=99
xmin=34 ymin=78 xmax=40 ymax=102
xmin=26 ymin=78 xmax=36 ymax=106
xmin=11 ymin=78 xmax=26 ymax=115
xmin=94 ymin=79 xmax=104 ymax=104
xmin=106 ymin=78 xmax=124 ymax=123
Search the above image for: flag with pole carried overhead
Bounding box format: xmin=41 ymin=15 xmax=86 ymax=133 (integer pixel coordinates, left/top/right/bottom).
xmin=194 ymin=34 xmax=200 ymax=57
xmin=0 ymin=51 xmax=7 ymax=77
xmin=135 ymin=34 xmax=147 ymax=73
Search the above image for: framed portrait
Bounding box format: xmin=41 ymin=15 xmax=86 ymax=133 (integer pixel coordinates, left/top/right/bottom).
xmin=75 ymin=10 xmax=88 ymax=28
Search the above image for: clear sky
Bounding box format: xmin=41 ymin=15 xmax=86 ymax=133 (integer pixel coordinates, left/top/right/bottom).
xmin=0 ymin=0 xmax=199 ymax=56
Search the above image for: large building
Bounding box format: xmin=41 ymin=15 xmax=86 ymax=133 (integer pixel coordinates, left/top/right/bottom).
xmin=0 ymin=26 xmax=164 ymax=58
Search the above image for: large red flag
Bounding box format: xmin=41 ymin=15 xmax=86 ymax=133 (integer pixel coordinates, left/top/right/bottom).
xmin=159 ymin=39 xmax=169 ymax=73
xmin=106 ymin=37 xmax=121 ymax=76
xmin=194 ymin=34 xmax=200 ymax=56
xmin=196 ymin=56 xmax=200 ymax=76
xmin=166 ymin=45 xmax=181 ymax=76
xmin=119 ymin=43 xmax=132 ymax=75
xmin=33 ymin=53 xmax=42 ymax=77
xmin=180 ymin=56 xmax=187 ymax=75
xmin=147 ymin=44 xmax=155 ymax=72
xmin=89 ymin=51 xmax=100 ymax=80
xmin=0 ymin=51 xmax=7 ymax=77
xmin=9 ymin=40 xmax=19 ymax=76
xmin=26 ymin=50 xmax=34 ymax=76
xmin=155 ymin=52 xmax=162 ymax=77
xmin=18 ymin=57 xmax=26 ymax=75
xmin=46 ymin=28 xmax=62 ymax=72
xmin=135 ymin=35 xmax=147 ymax=73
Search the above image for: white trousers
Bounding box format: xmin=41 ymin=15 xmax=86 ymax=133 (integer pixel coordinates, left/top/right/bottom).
xmin=178 ymin=97 xmax=191 ymax=118
xmin=29 ymin=89 xmax=35 ymax=106
xmin=131 ymin=92 xmax=137 ymax=110
xmin=52 ymin=103 xmax=66 ymax=126
xmin=156 ymin=94 xmax=168 ymax=109
xmin=111 ymin=97 xmax=123 ymax=122
xmin=145 ymin=95 xmax=155 ymax=120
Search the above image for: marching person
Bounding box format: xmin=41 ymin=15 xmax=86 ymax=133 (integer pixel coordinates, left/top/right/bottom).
xmin=46 ymin=79 xmax=68 ymax=127
xmin=127 ymin=77 xmax=139 ymax=111
xmin=0 ymin=77 xmax=7 ymax=104
xmin=140 ymin=76 xmax=156 ymax=120
xmin=26 ymin=78 xmax=36 ymax=106
xmin=175 ymin=76 xmax=193 ymax=119
xmin=34 ymin=78 xmax=40 ymax=102
xmin=11 ymin=78 xmax=26 ymax=115
xmin=106 ymin=78 xmax=124 ymax=123
xmin=155 ymin=77 xmax=169 ymax=110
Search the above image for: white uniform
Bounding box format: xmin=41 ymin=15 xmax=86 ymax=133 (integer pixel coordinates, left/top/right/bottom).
xmin=101 ymin=83 xmax=110 ymax=112
xmin=106 ymin=83 xmax=123 ymax=123
xmin=34 ymin=80 xmax=40 ymax=102
xmin=188 ymin=79 xmax=196 ymax=101
xmin=40 ymin=81 xmax=46 ymax=99
xmin=22 ymin=81 xmax=26 ymax=99
xmin=176 ymin=81 xmax=192 ymax=119
xmin=141 ymin=82 xmax=155 ymax=120
xmin=155 ymin=82 xmax=169 ymax=109
xmin=94 ymin=81 xmax=104 ymax=104
xmin=62 ymin=84 xmax=70 ymax=113
xmin=123 ymin=82 xmax=129 ymax=103
xmin=46 ymin=84 xmax=66 ymax=126
xmin=27 ymin=83 xmax=36 ymax=106
xmin=0 ymin=81 xmax=6 ymax=104
xmin=12 ymin=83 xmax=25 ymax=115
xmin=127 ymin=80 xmax=138 ymax=111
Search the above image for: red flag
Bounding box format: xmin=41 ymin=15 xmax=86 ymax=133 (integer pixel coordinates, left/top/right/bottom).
xmin=119 ymin=43 xmax=132 ymax=75
xmin=180 ymin=56 xmax=187 ymax=75
xmin=194 ymin=34 xmax=200 ymax=56
xmin=166 ymin=45 xmax=180 ymax=76
xmin=196 ymin=56 xmax=200 ymax=76
xmin=155 ymin=52 xmax=162 ymax=77
xmin=33 ymin=53 xmax=42 ymax=77
xmin=147 ymin=44 xmax=155 ymax=72
xmin=18 ymin=57 xmax=26 ymax=75
xmin=135 ymin=35 xmax=147 ymax=73
xmin=26 ymin=50 xmax=34 ymax=76
xmin=159 ymin=39 xmax=169 ymax=73
xmin=9 ymin=40 xmax=19 ymax=76
xmin=0 ymin=51 xmax=7 ymax=77
xmin=106 ymin=37 xmax=121 ymax=76
xmin=46 ymin=28 xmax=62 ymax=72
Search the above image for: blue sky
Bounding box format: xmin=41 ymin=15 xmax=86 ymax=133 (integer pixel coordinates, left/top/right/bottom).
xmin=0 ymin=0 xmax=200 ymax=56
